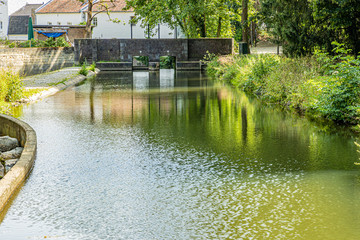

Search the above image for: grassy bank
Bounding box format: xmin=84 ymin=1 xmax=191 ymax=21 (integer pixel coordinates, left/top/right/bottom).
xmin=207 ymin=43 xmax=360 ymax=126
xmin=0 ymin=69 xmax=23 ymax=115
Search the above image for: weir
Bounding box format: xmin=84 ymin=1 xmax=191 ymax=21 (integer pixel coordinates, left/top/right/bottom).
xmin=74 ymin=38 xmax=234 ymax=71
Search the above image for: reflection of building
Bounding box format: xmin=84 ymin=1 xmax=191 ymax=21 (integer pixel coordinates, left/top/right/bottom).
xmin=0 ymin=0 xmax=8 ymax=39
xmin=54 ymin=70 xmax=208 ymax=125
xmin=8 ymin=3 xmax=42 ymax=40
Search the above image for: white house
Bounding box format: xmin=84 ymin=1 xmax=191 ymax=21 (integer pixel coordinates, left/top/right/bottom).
xmin=35 ymin=0 xmax=182 ymax=39
xmin=0 ymin=0 xmax=8 ymax=39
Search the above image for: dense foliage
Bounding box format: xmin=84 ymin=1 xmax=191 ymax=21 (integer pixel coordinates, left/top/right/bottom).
xmin=125 ymin=0 xmax=241 ymax=38
xmin=0 ymin=70 xmax=23 ymax=114
xmin=207 ymin=43 xmax=360 ymax=124
xmin=260 ymin=0 xmax=360 ymax=56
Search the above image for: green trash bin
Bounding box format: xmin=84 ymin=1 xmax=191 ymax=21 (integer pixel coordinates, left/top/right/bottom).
xmin=239 ymin=42 xmax=250 ymax=54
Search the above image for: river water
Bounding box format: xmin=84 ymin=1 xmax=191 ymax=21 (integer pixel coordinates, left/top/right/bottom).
xmin=0 ymin=70 xmax=360 ymax=239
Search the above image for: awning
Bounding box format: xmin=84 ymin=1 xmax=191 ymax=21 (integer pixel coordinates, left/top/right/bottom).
xmin=36 ymin=30 xmax=66 ymax=38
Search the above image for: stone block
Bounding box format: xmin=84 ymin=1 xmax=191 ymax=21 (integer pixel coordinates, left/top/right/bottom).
xmin=4 ymin=159 xmax=18 ymax=172
xmin=0 ymin=164 xmax=3 ymax=178
xmin=0 ymin=136 xmax=19 ymax=152
xmin=0 ymin=147 xmax=23 ymax=160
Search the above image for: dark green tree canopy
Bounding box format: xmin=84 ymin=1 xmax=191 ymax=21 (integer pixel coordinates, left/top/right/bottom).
xmin=260 ymin=0 xmax=360 ymax=56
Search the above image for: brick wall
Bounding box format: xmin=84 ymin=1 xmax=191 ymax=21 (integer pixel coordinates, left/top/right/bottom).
xmin=0 ymin=47 xmax=75 ymax=76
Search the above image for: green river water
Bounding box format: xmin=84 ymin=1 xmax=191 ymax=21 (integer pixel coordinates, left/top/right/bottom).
xmin=0 ymin=70 xmax=359 ymax=239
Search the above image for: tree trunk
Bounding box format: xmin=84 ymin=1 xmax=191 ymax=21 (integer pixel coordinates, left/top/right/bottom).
xmin=242 ymin=0 xmax=249 ymax=44
xmin=85 ymin=0 xmax=93 ymax=39
xmin=199 ymin=14 xmax=206 ymax=38
xmin=216 ymin=16 xmax=222 ymax=37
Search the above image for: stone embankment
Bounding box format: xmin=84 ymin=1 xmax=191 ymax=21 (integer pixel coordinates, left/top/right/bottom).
xmin=0 ymin=136 xmax=23 ymax=178
xmin=0 ymin=114 xmax=37 ymax=213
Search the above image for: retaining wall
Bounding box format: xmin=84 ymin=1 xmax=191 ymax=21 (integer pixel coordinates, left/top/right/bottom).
xmin=0 ymin=47 xmax=75 ymax=76
xmin=74 ymin=38 xmax=234 ymax=64
xmin=0 ymin=114 xmax=37 ymax=213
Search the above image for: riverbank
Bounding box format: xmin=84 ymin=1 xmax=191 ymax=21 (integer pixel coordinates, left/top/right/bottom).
xmin=206 ymin=48 xmax=360 ymax=127
xmin=0 ymin=67 xmax=99 ymax=115
xmin=20 ymin=67 xmax=99 ymax=104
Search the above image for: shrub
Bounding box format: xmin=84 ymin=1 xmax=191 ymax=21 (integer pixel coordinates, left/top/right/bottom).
xmin=313 ymin=42 xmax=360 ymax=123
xmin=88 ymin=63 xmax=96 ymax=72
xmin=0 ymin=69 xmax=23 ymax=103
xmin=206 ymin=42 xmax=360 ymax=125
xmin=12 ymin=37 xmax=70 ymax=48
xmin=79 ymin=62 xmax=88 ymax=76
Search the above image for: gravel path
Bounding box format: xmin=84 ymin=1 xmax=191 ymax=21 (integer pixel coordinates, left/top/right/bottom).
xmin=250 ymin=42 xmax=283 ymax=54
xmin=22 ymin=67 xmax=81 ymax=88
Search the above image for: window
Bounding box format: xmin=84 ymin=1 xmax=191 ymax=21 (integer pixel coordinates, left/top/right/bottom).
xmin=48 ymin=22 xmax=52 ymax=25
xmin=57 ymin=22 xmax=61 ymax=25
xmin=67 ymin=22 xmax=72 ymax=25
xmin=92 ymin=17 xmax=97 ymax=27
xmin=0 ymin=21 xmax=3 ymax=31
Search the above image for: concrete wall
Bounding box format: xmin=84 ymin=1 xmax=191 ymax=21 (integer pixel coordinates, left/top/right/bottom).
xmin=0 ymin=47 xmax=75 ymax=76
xmin=74 ymin=38 xmax=234 ymax=63
xmin=0 ymin=114 xmax=37 ymax=213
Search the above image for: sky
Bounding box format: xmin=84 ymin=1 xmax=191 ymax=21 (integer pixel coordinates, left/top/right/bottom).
xmin=8 ymin=0 xmax=46 ymax=15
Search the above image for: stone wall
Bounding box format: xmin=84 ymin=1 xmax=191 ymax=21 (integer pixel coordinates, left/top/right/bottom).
xmin=0 ymin=114 xmax=37 ymax=213
xmin=0 ymin=47 xmax=75 ymax=76
xmin=74 ymin=38 xmax=234 ymax=64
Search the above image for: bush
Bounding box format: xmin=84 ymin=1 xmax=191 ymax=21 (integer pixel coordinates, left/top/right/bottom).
xmin=207 ymin=42 xmax=360 ymax=125
xmin=313 ymin=43 xmax=360 ymax=123
xmin=10 ymin=37 xmax=70 ymax=48
xmin=0 ymin=69 xmax=23 ymax=103
xmin=79 ymin=62 xmax=88 ymax=76
xmin=88 ymin=63 xmax=96 ymax=72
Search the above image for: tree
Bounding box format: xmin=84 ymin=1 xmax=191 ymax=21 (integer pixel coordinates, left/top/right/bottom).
xmin=125 ymin=0 xmax=235 ymax=38
xmin=260 ymin=0 xmax=360 ymax=56
xmin=241 ymin=0 xmax=249 ymax=44
xmin=78 ymin=0 xmax=116 ymax=38
xmin=313 ymin=0 xmax=360 ymax=55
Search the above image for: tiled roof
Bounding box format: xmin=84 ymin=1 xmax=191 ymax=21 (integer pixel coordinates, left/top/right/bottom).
xmin=8 ymin=16 xmax=29 ymax=35
xmin=36 ymin=0 xmax=85 ymax=13
xmin=11 ymin=3 xmax=43 ymax=16
xmin=89 ymin=0 xmax=131 ymax=12
xmin=36 ymin=0 xmax=131 ymax=14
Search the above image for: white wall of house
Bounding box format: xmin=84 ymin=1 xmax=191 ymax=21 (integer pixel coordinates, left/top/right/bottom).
xmin=8 ymin=34 xmax=27 ymax=41
xmin=92 ymin=12 xmax=176 ymax=39
xmin=0 ymin=0 xmax=9 ymax=39
xmin=35 ymin=11 xmax=179 ymax=39
xmin=36 ymin=13 xmax=82 ymax=26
